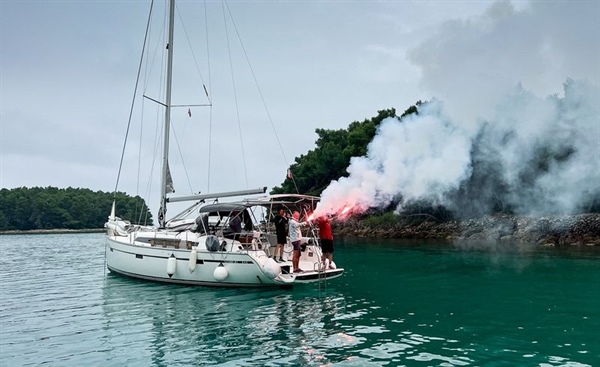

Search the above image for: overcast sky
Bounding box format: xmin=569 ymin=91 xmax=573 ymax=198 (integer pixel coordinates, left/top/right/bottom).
xmin=1 ymin=0 xmax=598 ymax=217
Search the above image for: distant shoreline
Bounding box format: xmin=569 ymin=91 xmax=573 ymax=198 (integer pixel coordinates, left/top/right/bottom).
xmin=0 ymin=228 xmax=105 ymax=235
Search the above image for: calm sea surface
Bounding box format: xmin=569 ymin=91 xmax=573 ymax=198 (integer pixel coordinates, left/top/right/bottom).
xmin=0 ymin=233 xmax=598 ymax=366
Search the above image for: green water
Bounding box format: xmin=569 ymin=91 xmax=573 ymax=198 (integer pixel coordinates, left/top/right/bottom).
xmin=338 ymin=239 xmax=599 ymax=366
xmin=0 ymin=234 xmax=598 ymax=366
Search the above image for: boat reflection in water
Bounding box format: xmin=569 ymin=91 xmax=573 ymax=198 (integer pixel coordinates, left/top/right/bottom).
xmin=100 ymin=274 xmax=351 ymax=366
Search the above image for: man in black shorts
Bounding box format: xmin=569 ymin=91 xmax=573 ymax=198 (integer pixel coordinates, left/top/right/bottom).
xmin=316 ymin=216 xmax=334 ymax=268
xmin=271 ymin=207 xmax=288 ymax=262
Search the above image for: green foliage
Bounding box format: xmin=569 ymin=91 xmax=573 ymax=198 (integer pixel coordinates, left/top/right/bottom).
xmin=399 ymin=103 xmax=421 ymax=119
xmin=362 ymin=212 xmax=402 ymax=228
xmin=0 ymin=187 xmax=152 ymax=231
xmin=399 ymin=201 xmax=454 ymax=222
xmin=362 ymin=201 xmax=450 ymax=229
xmin=272 ymin=107 xmax=409 ymax=195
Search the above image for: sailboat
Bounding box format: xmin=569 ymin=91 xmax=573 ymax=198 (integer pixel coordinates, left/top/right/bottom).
xmin=104 ymin=0 xmax=344 ymax=287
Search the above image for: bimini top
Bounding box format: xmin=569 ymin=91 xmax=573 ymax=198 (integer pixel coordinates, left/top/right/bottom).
xmin=239 ymin=194 xmax=320 ymax=209
xmin=198 ymin=194 xmax=320 ymax=215
xmin=198 ymin=202 xmax=249 ymax=214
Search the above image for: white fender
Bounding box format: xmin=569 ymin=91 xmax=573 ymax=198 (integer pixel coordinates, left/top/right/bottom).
xmin=213 ymin=264 xmax=228 ymax=281
xmin=167 ymin=254 xmax=177 ymax=277
xmin=261 ymin=258 xmax=281 ymax=279
xmin=324 ymin=258 xmax=330 ymax=270
xmin=329 ymin=261 xmax=337 ymax=269
xmin=188 ymin=247 xmax=197 ymax=273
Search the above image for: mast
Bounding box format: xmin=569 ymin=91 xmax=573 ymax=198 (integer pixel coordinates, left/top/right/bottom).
xmin=158 ymin=0 xmax=176 ymax=228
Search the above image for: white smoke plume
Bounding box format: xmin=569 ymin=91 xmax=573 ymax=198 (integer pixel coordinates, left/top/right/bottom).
xmin=315 ymin=101 xmax=473 ymax=216
xmin=315 ymin=1 xmax=599 ymax=219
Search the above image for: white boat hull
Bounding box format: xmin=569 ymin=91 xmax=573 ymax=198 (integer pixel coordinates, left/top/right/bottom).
xmin=105 ymin=231 xmax=343 ymax=287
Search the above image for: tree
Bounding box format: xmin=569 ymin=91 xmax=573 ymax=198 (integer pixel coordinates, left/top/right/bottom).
xmin=272 ymin=107 xmax=407 ymax=196
xmin=0 ymin=187 xmax=152 ymax=231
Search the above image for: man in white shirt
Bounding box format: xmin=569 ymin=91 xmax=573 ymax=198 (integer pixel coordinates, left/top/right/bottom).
xmin=288 ymin=211 xmax=307 ymax=273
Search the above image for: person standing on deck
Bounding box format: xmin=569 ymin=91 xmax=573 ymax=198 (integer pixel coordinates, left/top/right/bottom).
xmin=288 ymin=211 xmax=307 ymax=273
xmin=229 ymin=213 xmax=242 ymax=241
xmin=316 ymin=216 xmax=335 ymax=269
xmin=271 ymin=207 xmax=288 ymax=262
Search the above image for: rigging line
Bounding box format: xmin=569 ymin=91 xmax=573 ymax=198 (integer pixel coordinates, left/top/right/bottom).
xmin=205 ymin=0 xmax=214 ymax=192
xmin=170 ymin=121 xmax=195 ymax=194
xmin=138 ymin=5 xmax=167 ymax=225
xmin=170 ymin=103 xmax=212 ymax=107
xmin=222 ymin=0 xmax=249 ymax=189
xmin=142 ymin=7 xmax=168 ymax=223
xmin=207 ymin=104 xmax=214 ymax=192
xmin=168 ymin=5 xmax=193 ymax=192
xmin=137 ymin=10 xmax=167 ymax=218
xmin=142 ymin=106 xmax=161 ymax=222
xmin=113 ymin=0 xmax=155 ymax=197
xmin=135 ymin=98 xmax=146 ymax=224
xmin=141 ymin=13 xmax=167 ymax=225
xmin=137 ymin=86 xmax=156 ymax=225
xmin=142 ymin=4 xmax=167 ymax=97
xmin=136 ymin=10 xmax=157 ymax=226
xmin=174 ymin=2 xmax=213 ymax=184
xmin=223 ymin=0 xmax=290 ymax=168
xmin=176 ymin=3 xmax=212 ymax=105
xmin=291 ymin=176 xmax=300 ymax=194
xmin=133 ymin=1 xmax=165 ymax=225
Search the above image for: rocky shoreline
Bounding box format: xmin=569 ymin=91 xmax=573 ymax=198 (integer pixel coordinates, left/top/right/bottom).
xmin=334 ymin=213 xmax=600 ymax=247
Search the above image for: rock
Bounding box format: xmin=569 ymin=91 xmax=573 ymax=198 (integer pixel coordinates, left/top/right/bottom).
xmin=333 ymin=213 xmax=600 ymax=247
